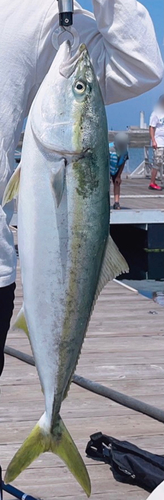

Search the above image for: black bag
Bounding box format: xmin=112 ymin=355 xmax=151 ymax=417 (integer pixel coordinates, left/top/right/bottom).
xmin=86 ymin=432 xmax=164 ymax=492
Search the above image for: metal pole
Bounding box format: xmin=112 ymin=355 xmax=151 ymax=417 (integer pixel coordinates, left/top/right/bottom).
xmin=1 ymin=481 xmax=38 ymax=500
xmin=4 ymin=345 xmax=164 ymax=424
xmin=0 ymin=468 xmax=3 ymax=500
xmin=1 ymin=462 xmax=38 ymax=500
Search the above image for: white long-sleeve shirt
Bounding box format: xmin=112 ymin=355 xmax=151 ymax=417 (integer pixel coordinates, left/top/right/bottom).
xmin=0 ymin=0 xmax=163 ymax=286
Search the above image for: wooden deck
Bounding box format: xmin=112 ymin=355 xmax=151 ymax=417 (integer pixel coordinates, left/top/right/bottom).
xmin=113 ymin=177 xmax=164 ymax=210
xmin=1 ymin=249 xmax=164 ymax=500
xmin=110 ymin=177 xmax=164 ymax=225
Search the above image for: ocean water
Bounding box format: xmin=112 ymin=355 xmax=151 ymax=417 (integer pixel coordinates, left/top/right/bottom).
xmin=124 ymin=147 xmax=145 ymax=174
xmin=120 ymin=280 xmax=164 ymax=306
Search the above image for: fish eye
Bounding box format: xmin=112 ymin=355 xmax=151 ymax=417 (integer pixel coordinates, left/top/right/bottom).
xmin=74 ymin=80 xmax=86 ymax=94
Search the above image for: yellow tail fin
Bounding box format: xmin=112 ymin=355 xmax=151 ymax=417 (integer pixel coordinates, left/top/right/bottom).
xmin=4 ymin=415 xmax=91 ymax=497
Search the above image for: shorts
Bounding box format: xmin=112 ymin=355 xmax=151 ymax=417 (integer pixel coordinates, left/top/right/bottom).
xmin=111 ymin=167 xmax=122 ymax=183
xmin=153 ymin=148 xmax=164 ymax=170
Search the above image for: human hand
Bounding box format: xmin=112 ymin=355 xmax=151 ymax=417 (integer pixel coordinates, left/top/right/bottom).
xmin=152 ymin=139 xmax=157 ymax=149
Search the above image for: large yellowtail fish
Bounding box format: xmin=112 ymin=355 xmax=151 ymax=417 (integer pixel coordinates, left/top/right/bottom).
xmin=3 ymin=41 xmax=128 ymax=495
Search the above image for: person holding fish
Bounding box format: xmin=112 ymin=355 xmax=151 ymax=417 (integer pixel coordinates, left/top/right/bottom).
xmin=0 ymin=1 xmax=163 ymax=376
xmin=0 ymin=0 xmax=163 ymax=495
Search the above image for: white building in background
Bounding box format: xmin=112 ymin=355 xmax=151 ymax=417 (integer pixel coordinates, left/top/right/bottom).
xmin=140 ymin=111 xmax=147 ymax=129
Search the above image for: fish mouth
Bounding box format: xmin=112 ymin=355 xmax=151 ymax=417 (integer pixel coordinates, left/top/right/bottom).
xmin=59 ymin=42 xmax=88 ymax=79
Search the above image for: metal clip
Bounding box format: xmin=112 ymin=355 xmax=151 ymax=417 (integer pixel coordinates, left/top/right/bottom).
xmin=52 ymin=25 xmax=79 ymax=52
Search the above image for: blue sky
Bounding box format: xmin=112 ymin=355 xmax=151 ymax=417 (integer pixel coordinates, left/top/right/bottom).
xmin=79 ymin=0 xmax=164 ymax=129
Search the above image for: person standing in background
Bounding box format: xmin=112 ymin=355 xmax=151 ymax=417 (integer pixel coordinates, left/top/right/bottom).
xmin=149 ymin=95 xmax=164 ymax=191
xmin=109 ymin=133 xmax=129 ymax=210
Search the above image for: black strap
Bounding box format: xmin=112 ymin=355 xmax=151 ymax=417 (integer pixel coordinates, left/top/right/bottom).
xmin=86 ymin=432 xmax=112 ymax=462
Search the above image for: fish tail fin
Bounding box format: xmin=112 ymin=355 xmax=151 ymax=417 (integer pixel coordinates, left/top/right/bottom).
xmin=4 ymin=414 xmax=91 ymax=497
xmin=4 ymin=419 xmax=48 ymax=484
xmin=51 ymin=416 xmax=91 ymax=496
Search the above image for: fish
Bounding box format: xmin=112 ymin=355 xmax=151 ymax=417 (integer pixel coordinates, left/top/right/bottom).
xmin=3 ymin=41 xmax=128 ymax=496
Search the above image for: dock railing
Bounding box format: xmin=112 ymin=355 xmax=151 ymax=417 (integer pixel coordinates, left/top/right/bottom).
xmin=129 ymin=147 xmax=164 ymax=184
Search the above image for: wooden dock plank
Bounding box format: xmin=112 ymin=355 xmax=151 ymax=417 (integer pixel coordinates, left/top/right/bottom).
xmin=111 ymin=177 xmax=164 ymax=210
xmin=1 ymin=256 xmax=164 ymax=500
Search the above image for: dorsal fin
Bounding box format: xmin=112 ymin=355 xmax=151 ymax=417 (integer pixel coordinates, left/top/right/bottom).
xmin=94 ymin=234 xmax=129 ymax=304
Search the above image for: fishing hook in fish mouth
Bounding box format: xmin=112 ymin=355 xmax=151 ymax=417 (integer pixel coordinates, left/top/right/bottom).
xmin=52 ymin=26 xmax=79 ymax=52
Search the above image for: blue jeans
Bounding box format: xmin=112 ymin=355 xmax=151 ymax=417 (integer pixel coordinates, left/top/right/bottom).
xmin=0 ymin=282 xmax=16 ymax=376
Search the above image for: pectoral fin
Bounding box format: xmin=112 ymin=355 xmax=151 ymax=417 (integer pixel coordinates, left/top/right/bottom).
xmin=94 ymin=234 xmax=129 ymax=302
xmin=2 ymin=164 xmax=21 ymax=207
xmin=51 ymin=159 xmax=66 ymax=207
xmin=13 ymin=305 xmax=29 ymax=339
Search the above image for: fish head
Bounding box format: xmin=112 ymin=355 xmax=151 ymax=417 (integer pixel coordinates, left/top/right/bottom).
xmin=30 ymin=41 xmax=108 ymax=157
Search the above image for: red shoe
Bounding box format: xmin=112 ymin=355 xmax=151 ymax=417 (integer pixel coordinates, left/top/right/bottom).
xmin=149 ymin=183 xmax=162 ymax=191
